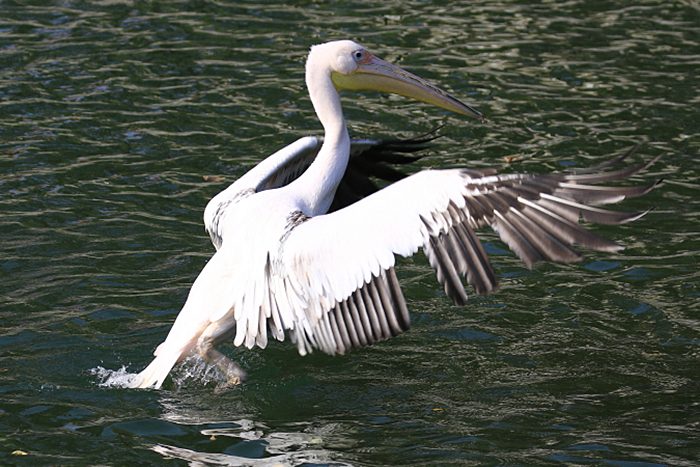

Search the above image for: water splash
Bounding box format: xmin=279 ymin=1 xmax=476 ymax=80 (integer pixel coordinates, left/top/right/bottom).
xmin=90 ymin=357 xmax=239 ymax=390
xmin=90 ymin=366 xmax=142 ymax=388
xmin=170 ymin=355 xmax=231 ymax=388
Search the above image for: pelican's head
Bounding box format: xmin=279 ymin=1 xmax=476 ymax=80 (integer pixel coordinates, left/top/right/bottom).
xmin=307 ymin=40 xmax=484 ymax=121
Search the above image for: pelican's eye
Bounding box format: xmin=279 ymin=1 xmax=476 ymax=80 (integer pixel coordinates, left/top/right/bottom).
xmin=353 ymin=50 xmax=368 ymax=63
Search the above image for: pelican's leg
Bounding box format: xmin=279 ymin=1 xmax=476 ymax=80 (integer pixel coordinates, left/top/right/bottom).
xmin=196 ymin=317 xmax=248 ymax=386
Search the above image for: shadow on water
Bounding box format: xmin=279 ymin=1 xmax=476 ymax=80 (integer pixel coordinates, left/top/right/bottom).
xmin=1 ymin=0 xmax=699 ymax=466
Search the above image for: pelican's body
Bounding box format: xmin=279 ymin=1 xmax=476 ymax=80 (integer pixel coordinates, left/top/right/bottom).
xmin=128 ymin=41 xmax=659 ymax=389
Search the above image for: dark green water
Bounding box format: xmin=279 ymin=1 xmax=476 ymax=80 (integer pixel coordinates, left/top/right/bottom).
xmin=1 ymin=1 xmax=699 ymax=465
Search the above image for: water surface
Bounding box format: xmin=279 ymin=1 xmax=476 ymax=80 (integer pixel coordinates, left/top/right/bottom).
xmin=1 ymin=1 xmax=699 ymax=466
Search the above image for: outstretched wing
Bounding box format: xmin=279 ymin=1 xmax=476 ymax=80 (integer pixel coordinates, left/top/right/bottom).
xmin=261 ymin=146 xmax=661 ymax=356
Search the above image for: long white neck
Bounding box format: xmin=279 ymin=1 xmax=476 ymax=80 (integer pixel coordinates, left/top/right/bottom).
xmin=293 ymin=50 xmax=351 ymax=216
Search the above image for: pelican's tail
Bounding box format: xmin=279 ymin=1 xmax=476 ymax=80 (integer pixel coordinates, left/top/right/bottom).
xmin=127 ymin=349 xmax=182 ymax=389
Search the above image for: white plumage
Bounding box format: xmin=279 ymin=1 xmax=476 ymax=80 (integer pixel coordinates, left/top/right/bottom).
xmin=128 ymin=40 xmax=659 ymax=389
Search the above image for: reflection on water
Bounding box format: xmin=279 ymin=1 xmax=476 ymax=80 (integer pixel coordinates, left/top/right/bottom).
xmin=1 ymin=0 xmax=699 ymax=465
xmin=150 ymin=391 xmax=357 ymax=467
xmin=152 ymin=423 xmax=353 ymax=467
xmin=152 ymin=443 xmax=351 ymax=467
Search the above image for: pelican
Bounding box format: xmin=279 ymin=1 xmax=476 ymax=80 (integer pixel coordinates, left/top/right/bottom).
xmin=128 ymin=40 xmax=659 ymax=389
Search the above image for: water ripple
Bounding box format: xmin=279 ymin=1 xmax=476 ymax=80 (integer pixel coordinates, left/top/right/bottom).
xmin=1 ymin=0 xmax=699 ymax=466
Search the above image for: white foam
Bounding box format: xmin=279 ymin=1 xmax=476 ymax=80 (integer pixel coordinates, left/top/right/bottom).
xmin=90 ymin=366 xmax=142 ymax=388
xmin=90 ymin=357 xmax=234 ymax=390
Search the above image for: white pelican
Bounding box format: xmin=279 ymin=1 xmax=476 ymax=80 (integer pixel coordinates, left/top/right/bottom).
xmin=128 ymin=40 xmax=659 ymax=389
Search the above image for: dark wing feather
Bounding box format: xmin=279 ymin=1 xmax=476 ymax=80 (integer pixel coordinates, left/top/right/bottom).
xmin=295 ymin=267 xmax=411 ymax=355
xmin=421 ymin=144 xmax=661 ymax=299
xmin=328 ymin=128 xmax=443 ymax=212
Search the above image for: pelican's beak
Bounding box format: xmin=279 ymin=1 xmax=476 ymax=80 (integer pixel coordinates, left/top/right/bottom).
xmin=332 ymin=54 xmax=484 ymax=122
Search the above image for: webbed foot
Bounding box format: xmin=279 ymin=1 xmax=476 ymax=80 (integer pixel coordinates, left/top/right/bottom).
xmin=196 ymin=331 xmax=248 ymax=386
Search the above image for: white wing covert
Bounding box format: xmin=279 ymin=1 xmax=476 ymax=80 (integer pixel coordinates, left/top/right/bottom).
xmin=204 ymin=136 xmax=322 ymax=249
